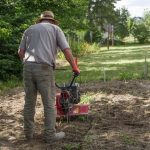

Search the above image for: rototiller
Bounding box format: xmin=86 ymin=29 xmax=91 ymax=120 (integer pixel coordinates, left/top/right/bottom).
xmin=55 ymin=72 xmax=89 ymax=120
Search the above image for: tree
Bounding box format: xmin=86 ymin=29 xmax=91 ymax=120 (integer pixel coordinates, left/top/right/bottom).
xmin=20 ymin=0 xmax=88 ymax=31
xmin=143 ymin=10 xmax=150 ymax=32
xmin=132 ymin=17 xmax=149 ymax=43
xmin=0 ymin=0 xmax=88 ymax=81
xmin=87 ymin=0 xmax=120 ymax=27
xmin=86 ymin=0 xmax=120 ymax=43
xmin=127 ymin=17 xmax=135 ymax=35
xmin=115 ymin=7 xmax=130 ymax=39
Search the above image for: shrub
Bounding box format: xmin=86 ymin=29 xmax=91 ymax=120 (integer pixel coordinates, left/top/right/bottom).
xmin=84 ymin=29 xmax=102 ymax=43
xmin=71 ymin=41 xmax=100 ymax=56
xmin=132 ymin=23 xmax=149 ymax=43
xmin=0 ymin=58 xmax=22 ymax=81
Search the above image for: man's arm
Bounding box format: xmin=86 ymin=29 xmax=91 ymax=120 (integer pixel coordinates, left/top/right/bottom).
xmin=62 ymin=48 xmax=80 ymax=74
xmin=18 ymin=30 xmax=27 ymax=60
xmin=18 ymin=48 xmax=25 ymax=60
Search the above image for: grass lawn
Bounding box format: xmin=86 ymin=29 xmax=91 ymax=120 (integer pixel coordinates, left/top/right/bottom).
xmin=55 ymin=44 xmax=150 ymax=84
xmin=1 ymin=44 xmax=150 ymax=93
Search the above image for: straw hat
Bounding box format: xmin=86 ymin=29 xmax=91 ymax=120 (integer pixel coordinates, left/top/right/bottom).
xmin=36 ymin=11 xmax=58 ymax=25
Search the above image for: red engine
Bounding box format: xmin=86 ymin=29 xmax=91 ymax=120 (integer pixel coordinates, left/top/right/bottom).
xmin=55 ymin=74 xmax=89 ymax=118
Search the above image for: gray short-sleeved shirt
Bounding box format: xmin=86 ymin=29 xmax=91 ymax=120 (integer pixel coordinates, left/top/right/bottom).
xmin=19 ymin=22 xmax=70 ymax=66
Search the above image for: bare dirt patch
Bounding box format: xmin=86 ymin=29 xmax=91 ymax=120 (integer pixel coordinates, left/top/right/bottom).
xmin=0 ymin=80 xmax=150 ymax=150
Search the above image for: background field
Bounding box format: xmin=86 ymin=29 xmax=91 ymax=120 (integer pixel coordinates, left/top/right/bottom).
xmin=55 ymin=44 xmax=150 ymax=83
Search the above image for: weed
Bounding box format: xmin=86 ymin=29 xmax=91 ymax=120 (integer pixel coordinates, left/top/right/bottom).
xmin=119 ymin=133 xmax=137 ymax=145
xmin=63 ymin=143 xmax=81 ymax=150
xmin=119 ymin=72 xmax=134 ymax=80
xmin=77 ymin=116 xmax=88 ymax=121
xmin=84 ymin=135 xmax=93 ymax=144
xmin=80 ymin=93 xmax=94 ymax=104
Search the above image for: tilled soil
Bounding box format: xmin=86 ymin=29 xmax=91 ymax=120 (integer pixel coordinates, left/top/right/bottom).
xmin=0 ymin=80 xmax=150 ymax=150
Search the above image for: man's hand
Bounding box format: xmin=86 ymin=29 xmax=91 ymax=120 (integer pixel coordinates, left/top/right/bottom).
xmin=73 ymin=66 xmax=80 ymax=76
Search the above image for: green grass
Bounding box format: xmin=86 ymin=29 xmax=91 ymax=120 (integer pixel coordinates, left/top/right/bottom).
xmin=0 ymin=79 xmax=22 ymax=94
xmin=62 ymin=143 xmax=81 ymax=150
xmin=80 ymin=92 xmax=94 ymax=104
xmin=119 ymin=133 xmax=137 ymax=145
xmin=56 ymin=44 xmax=150 ymax=83
xmin=1 ymin=44 xmax=150 ymax=93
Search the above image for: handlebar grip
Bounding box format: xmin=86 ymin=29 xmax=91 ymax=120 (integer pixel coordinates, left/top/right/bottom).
xmin=73 ymin=72 xmax=80 ymax=77
xmin=55 ymin=72 xmax=79 ymax=89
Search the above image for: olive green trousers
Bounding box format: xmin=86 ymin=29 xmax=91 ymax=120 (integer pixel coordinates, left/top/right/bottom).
xmin=23 ymin=62 xmax=56 ymax=139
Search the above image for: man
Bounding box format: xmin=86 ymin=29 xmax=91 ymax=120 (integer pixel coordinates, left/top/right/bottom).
xmin=18 ymin=10 xmax=80 ymax=143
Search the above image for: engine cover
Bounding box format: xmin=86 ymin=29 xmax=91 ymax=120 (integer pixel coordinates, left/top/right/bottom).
xmin=56 ymin=83 xmax=80 ymax=115
xmin=68 ymin=83 xmax=80 ymax=104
